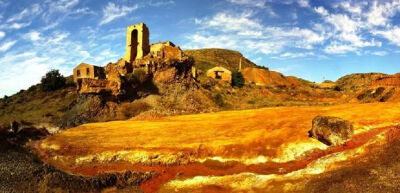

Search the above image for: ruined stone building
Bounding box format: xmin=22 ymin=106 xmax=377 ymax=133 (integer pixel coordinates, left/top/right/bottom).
xmin=73 ymin=22 xmax=193 ymax=97
xmin=73 ymin=63 xmax=105 ymax=83
xmin=207 ymin=66 xmax=232 ymax=82
xmin=372 ymin=73 xmax=400 ymax=87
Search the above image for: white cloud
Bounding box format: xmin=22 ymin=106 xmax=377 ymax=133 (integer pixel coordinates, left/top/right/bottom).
xmin=183 ymin=34 xmax=239 ymax=50
xmin=23 ymin=31 xmax=41 ymax=42
xmin=373 ymin=26 xmax=400 ymax=46
xmin=278 ymin=51 xmax=314 ymax=59
xmin=73 ymin=7 xmax=96 ymax=15
xmin=367 ymin=1 xmax=400 ymax=27
xmin=7 ymin=22 xmax=31 ymax=29
xmin=0 ymin=52 xmax=51 ymax=96
xmin=195 ymin=11 xmax=263 ymax=33
xmin=0 ymin=31 xmax=4 ymax=39
xmin=0 ymin=40 xmax=17 ymax=52
xmin=334 ymin=1 xmax=365 ymax=15
xmin=190 ymin=11 xmax=326 ymax=56
xmin=324 ymin=41 xmax=358 ymax=54
xmin=371 ymin=51 xmax=388 ymax=56
xmin=80 ymin=50 xmax=91 ymax=59
xmin=149 ymin=0 xmax=175 ymax=7
xmin=99 ymin=3 xmax=138 ymax=25
xmin=49 ymin=0 xmax=80 ymax=12
xmin=314 ymin=6 xmax=328 ymax=16
xmin=297 ymin=0 xmax=310 ymax=8
xmin=227 ymin=0 xmax=266 ymax=8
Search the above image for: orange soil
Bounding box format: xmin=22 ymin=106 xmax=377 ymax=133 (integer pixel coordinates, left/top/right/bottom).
xmin=31 ymin=102 xmax=400 ymax=192
xmin=241 ymin=67 xmax=301 ymax=86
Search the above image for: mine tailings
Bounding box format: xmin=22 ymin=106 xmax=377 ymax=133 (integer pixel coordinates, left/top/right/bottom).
xmin=33 ymin=125 xmax=400 ymax=193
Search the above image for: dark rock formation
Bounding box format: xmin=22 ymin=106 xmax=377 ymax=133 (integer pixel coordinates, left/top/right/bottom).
xmin=308 ymin=116 xmax=354 ymax=146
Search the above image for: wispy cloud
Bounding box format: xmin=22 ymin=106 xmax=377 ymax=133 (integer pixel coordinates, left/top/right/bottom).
xmin=149 ymin=0 xmax=175 ymax=7
xmin=99 ymin=3 xmax=138 ymax=25
xmin=371 ymin=51 xmax=388 ymax=56
xmin=188 ymin=11 xmax=325 ymax=56
xmin=227 ymin=0 xmax=266 ymax=8
xmin=0 ymin=22 xmax=31 ymax=30
xmin=7 ymin=4 xmax=42 ymax=23
xmin=0 ymin=40 xmax=17 ymax=52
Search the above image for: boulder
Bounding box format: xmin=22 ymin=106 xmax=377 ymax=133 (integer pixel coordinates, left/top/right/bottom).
xmin=308 ymin=116 xmax=354 ymax=146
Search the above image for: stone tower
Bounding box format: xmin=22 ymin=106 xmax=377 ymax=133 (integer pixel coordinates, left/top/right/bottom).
xmin=124 ymin=23 xmax=150 ymax=63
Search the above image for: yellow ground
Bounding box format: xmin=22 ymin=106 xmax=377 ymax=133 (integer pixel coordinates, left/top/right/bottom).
xmin=31 ymin=102 xmax=400 ymax=192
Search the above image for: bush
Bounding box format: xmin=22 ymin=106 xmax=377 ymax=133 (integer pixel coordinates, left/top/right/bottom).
xmin=41 ymin=69 xmax=66 ymax=92
xmin=380 ymin=88 xmax=395 ymax=102
xmin=333 ymin=86 xmax=341 ymax=91
xmin=231 ymin=71 xmax=245 ymax=88
xmin=118 ymin=101 xmax=151 ymax=119
xmin=65 ymin=76 xmax=76 ymax=87
xmin=212 ymin=93 xmax=225 ymax=107
xmin=126 ymin=70 xmax=147 ymax=84
xmin=27 ymin=85 xmax=37 ymax=92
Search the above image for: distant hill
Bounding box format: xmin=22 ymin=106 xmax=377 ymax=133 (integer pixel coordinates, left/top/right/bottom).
xmin=184 ymin=48 xmax=258 ymax=72
xmin=336 ymin=73 xmax=386 ymax=91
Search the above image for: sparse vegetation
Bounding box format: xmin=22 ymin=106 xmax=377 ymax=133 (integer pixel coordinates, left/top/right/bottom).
xmin=212 ymin=92 xmax=225 ymax=107
xmin=40 ymin=69 xmax=66 ymax=92
xmin=380 ymin=88 xmax=395 ymax=102
xmin=231 ymin=71 xmax=245 ymax=88
xmin=126 ymin=69 xmax=147 ymax=84
xmin=184 ymin=49 xmax=257 ymax=72
xmin=118 ymin=101 xmax=151 ymax=119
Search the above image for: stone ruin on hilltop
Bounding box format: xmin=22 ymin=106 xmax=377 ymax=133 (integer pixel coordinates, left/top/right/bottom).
xmin=73 ymin=23 xmax=196 ymax=97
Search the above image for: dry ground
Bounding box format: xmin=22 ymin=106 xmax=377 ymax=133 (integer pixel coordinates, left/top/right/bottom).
xmin=31 ymin=102 xmax=400 ymax=192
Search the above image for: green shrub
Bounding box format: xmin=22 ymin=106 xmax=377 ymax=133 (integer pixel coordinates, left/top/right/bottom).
xmin=118 ymin=101 xmax=151 ymax=119
xmin=65 ymin=76 xmax=76 ymax=87
xmin=27 ymin=85 xmax=37 ymax=92
xmin=126 ymin=70 xmax=147 ymax=84
xmin=333 ymin=86 xmax=341 ymax=91
xmin=40 ymin=69 xmax=66 ymax=92
xmin=212 ymin=93 xmax=225 ymax=107
xmin=231 ymin=71 xmax=245 ymax=88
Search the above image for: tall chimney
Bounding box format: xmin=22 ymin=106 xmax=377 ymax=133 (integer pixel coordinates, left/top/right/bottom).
xmin=239 ymin=57 xmax=242 ymax=72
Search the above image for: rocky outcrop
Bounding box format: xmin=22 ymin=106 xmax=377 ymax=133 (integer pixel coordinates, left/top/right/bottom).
xmin=308 ymin=116 xmax=354 ymax=146
xmin=372 ymin=73 xmax=400 ymax=87
xmin=2 ymin=121 xmax=50 ymax=146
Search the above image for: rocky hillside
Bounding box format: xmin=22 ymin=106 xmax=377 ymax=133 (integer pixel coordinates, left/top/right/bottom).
xmin=241 ymin=67 xmax=303 ymax=87
xmin=5 ymin=49 xmax=399 ymax=130
xmin=335 ymin=73 xmax=386 ymax=91
xmin=184 ymin=48 xmax=257 ymax=72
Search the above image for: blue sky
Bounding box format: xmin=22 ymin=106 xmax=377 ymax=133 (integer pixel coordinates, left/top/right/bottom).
xmin=0 ymin=0 xmax=400 ymax=96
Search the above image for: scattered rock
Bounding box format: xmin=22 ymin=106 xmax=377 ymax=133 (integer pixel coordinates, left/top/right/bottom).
xmin=308 ymin=116 xmax=354 ymax=146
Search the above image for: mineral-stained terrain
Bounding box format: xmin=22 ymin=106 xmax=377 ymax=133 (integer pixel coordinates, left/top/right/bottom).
xmin=30 ymin=102 xmax=400 ymax=192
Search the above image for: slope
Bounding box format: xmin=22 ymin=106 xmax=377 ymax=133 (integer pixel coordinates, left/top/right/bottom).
xmin=184 ymin=48 xmax=258 ymax=72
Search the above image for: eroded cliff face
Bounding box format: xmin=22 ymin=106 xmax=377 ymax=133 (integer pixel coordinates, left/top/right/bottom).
xmin=372 ymin=73 xmax=400 ymax=87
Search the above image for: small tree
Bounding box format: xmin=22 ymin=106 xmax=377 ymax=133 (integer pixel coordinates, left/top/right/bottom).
xmin=231 ymin=71 xmax=245 ymax=88
xmin=41 ymin=69 xmax=66 ymax=91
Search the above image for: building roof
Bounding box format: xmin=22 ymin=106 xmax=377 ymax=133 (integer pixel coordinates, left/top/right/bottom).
xmin=207 ymin=66 xmax=232 ymax=74
xmin=74 ymin=63 xmax=101 ymax=69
